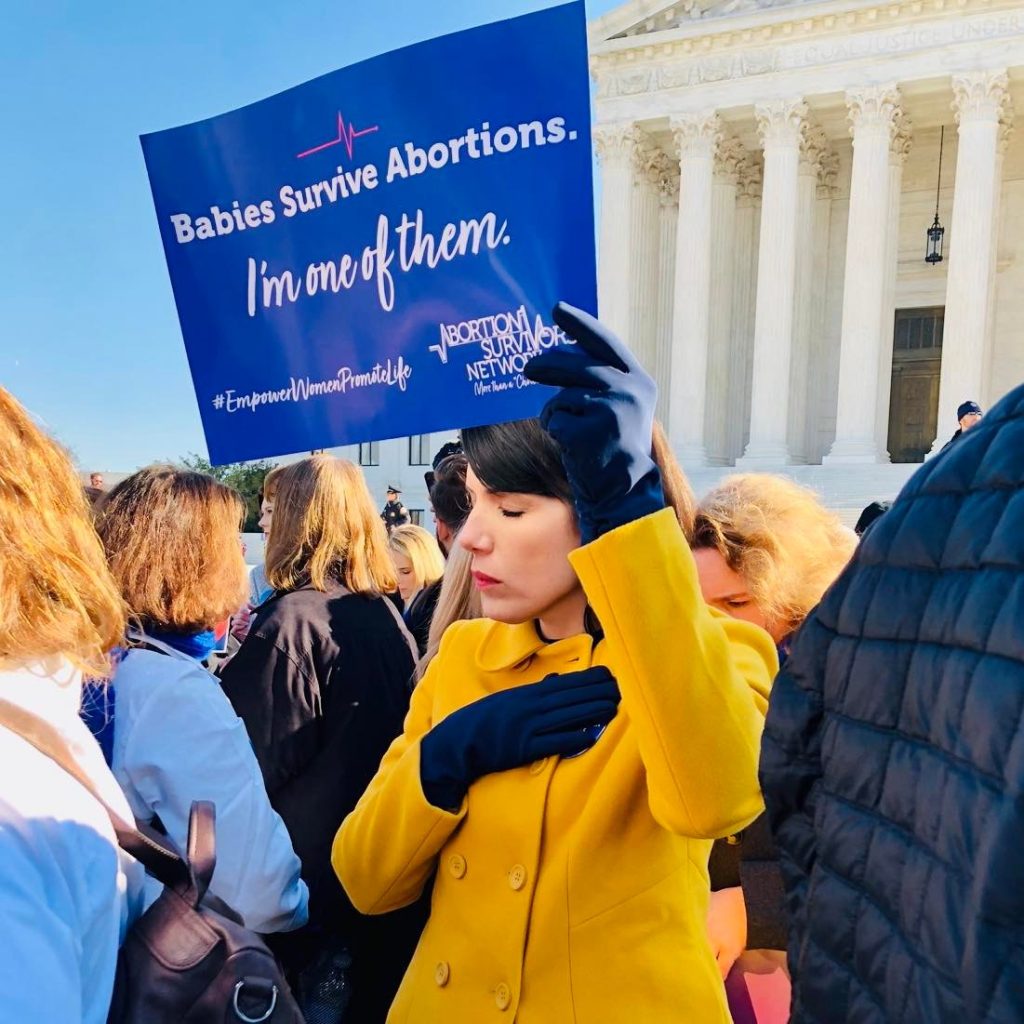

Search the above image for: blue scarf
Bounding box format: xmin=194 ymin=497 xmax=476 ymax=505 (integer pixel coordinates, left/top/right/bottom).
xmin=147 ymin=627 xmax=220 ymax=662
xmin=80 ymin=632 xmax=218 ymax=767
xmin=80 ymin=679 xmax=116 ymax=766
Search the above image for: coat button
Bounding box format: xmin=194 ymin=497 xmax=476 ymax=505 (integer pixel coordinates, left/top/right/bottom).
xmin=448 ymin=854 xmax=467 ymax=878
xmin=495 ymin=982 xmax=512 ymax=1010
xmin=434 ymin=961 xmax=450 ymax=987
xmin=508 ymin=864 xmax=527 ymax=891
xmin=726 ymin=834 xmax=741 ymax=846
xmin=528 ymin=758 xmax=548 ymax=775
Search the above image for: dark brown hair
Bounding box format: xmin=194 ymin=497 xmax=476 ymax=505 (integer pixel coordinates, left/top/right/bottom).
xmin=429 ymin=453 xmax=471 ymax=532
xmin=461 ymin=418 xmax=696 ymax=541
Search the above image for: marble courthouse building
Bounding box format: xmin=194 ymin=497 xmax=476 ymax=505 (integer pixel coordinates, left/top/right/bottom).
xmin=335 ymin=0 xmax=1024 ymax=521
xmin=588 ymin=0 xmax=1024 ymax=512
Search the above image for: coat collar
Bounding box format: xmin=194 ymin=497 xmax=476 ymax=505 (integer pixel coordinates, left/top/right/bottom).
xmin=474 ymin=619 xmax=598 ymax=674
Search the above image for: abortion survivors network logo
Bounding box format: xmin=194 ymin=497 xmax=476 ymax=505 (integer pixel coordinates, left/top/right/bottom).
xmin=432 ymin=306 xmax=573 ymax=397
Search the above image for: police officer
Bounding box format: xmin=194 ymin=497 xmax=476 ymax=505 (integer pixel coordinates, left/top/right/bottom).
xmin=381 ymin=486 xmax=409 ymax=533
xmin=939 ymin=400 xmax=984 ymax=454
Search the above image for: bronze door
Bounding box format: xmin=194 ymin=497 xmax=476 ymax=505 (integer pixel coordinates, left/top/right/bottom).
xmin=887 ymin=308 xmax=944 ymax=463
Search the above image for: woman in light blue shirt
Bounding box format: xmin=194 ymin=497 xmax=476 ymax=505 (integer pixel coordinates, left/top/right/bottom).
xmin=96 ymin=465 xmax=308 ymax=933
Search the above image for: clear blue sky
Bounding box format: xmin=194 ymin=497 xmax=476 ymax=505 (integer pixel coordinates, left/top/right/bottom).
xmin=0 ymin=0 xmax=619 ymax=471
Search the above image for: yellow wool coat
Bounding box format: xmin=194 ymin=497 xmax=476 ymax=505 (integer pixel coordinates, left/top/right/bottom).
xmin=333 ymin=508 xmax=777 ymax=1022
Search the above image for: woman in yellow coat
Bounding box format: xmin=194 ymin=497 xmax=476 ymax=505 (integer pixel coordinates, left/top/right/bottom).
xmin=333 ymin=304 xmax=777 ymax=1022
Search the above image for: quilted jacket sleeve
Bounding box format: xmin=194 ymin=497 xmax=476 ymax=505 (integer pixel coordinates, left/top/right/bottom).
xmin=570 ymin=507 xmax=777 ymax=839
xmin=759 ymin=608 xmax=831 ymax=976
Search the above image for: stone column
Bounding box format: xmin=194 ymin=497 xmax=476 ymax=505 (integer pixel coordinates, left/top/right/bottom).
xmin=787 ymin=123 xmax=828 ymax=464
xmin=930 ymin=70 xmax=1012 ymax=451
xmin=669 ymin=112 xmax=722 ymax=466
xmin=653 ymin=153 xmax=680 ymax=427
xmin=982 ymin=118 xmax=1013 ymax=396
xmin=824 ymin=85 xmax=903 ymax=464
xmin=594 ymin=123 xmax=642 ymax=339
xmin=727 ymin=159 xmax=762 ymax=463
xmin=875 ymin=118 xmax=912 ymax=460
xmin=804 ymin=151 xmax=838 ymax=462
xmin=705 ymin=135 xmax=744 ymax=464
xmin=737 ymin=99 xmax=806 ymax=467
xmin=628 ymin=138 xmax=661 ymax=373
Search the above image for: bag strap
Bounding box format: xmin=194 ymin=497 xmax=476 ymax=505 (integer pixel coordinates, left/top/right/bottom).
xmin=0 ymin=698 xmax=188 ymax=889
xmin=380 ymin=592 xmax=420 ymax=664
xmin=186 ymin=800 xmax=217 ymax=904
xmin=125 ymin=627 xmax=197 ymax=664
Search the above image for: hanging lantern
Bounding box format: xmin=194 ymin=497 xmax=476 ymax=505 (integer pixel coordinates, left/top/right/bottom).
xmin=926 ymin=214 xmax=945 ymax=264
xmin=925 ymin=126 xmax=945 ymax=265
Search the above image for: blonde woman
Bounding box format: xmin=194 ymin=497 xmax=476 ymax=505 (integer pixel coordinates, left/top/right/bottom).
xmin=691 ymin=473 xmax=855 ymax=1023
xmin=390 ymin=524 xmax=446 ymax=655
xmin=0 ymin=387 xmax=144 ymax=1023
xmin=97 ymin=466 xmax=308 ymax=933
xmin=692 ymin=474 xmax=855 ymax=651
xmin=389 ymin=525 xmax=446 ymax=606
xmin=219 ymin=455 xmax=423 ymax=1020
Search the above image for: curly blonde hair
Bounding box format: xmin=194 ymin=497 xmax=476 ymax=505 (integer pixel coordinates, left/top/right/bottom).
xmin=692 ymin=474 xmax=855 ymax=636
xmin=0 ymin=388 xmax=126 ymax=676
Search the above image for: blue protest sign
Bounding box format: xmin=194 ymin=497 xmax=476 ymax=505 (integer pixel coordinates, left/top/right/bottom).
xmin=141 ymin=1 xmax=596 ymax=465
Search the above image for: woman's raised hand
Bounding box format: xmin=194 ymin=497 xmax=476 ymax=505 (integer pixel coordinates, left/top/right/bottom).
xmin=524 ymin=302 xmax=664 ymax=543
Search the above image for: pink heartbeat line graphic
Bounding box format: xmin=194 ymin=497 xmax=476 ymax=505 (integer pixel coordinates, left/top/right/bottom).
xmin=296 ymin=111 xmax=380 ymax=160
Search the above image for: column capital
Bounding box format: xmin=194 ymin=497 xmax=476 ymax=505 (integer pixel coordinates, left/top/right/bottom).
xmin=670 ymin=112 xmax=722 ymax=159
xmin=845 ymin=84 xmax=902 ymax=140
xmin=998 ymin=116 xmax=1015 ymax=155
xmin=816 ymin=149 xmax=840 ymax=197
xmin=952 ymin=69 xmax=1011 ymax=125
xmin=799 ymin=122 xmax=829 ymax=177
xmin=755 ymin=98 xmax=807 ymax=150
xmin=593 ymin=122 xmax=644 ymax=166
xmin=715 ymin=135 xmax=748 ymax=185
xmin=634 ymin=137 xmax=662 ymax=184
xmin=889 ymin=115 xmax=913 ymax=167
xmin=737 ymin=155 xmax=763 ymax=200
xmin=649 ymin=149 xmax=680 ymax=205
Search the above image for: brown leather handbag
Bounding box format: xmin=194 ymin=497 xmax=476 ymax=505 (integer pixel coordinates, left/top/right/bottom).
xmin=0 ymin=698 xmax=305 ymax=1023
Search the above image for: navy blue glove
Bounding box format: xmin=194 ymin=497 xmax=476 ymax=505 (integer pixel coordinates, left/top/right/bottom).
xmin=524 ymin=303 xmax=664 ymax=543
xmin=419 ymin=667 xmax=620 ymax=810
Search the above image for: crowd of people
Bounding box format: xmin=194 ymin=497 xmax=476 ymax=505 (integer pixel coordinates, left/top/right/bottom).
xmin=1 ymin=301 xmax=1020 ymax=1024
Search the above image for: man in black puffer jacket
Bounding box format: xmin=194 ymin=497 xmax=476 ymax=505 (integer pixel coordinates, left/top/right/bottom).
xmin=762 ymin=382 xmax=1024 ymax=1023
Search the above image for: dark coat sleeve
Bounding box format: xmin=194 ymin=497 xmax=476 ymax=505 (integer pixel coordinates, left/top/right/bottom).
xmin=709 ymin=817 xmax=788 ymax=951
xmin=404 ymin=579 xmax=442 ymax=658
xmin=738 ymin=815 xmax=788 ymax=951
xmin=219 ymin=632 xmax=320 ymax=797
xmin=759 ymin=611 xmax=831 ymax=978
xmin=708 ymin=836 xmax=741 ymax=890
